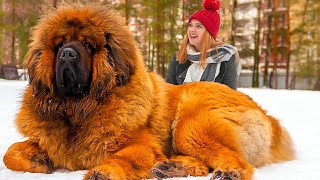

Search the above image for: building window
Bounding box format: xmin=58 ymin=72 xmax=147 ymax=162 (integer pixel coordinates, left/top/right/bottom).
xmin=307 ymin=49 xmax=313 ymax=60
xmin=307 ymin=31 xmax=315 ymax=40
xmin=267 ymin=0 xmax=273 ymax=8
xmin=307 ymin=11 xmax=315 ymax=21
xmin=279 ymin=13 xmax=286 ymax=27
xmin=279 ymin=0 xmax=286 ymax=7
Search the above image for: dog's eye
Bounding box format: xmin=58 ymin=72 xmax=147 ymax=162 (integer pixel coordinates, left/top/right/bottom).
xmin=58 ymin=41 xmax=65 ymax=49
xmin=54 ymin=41 xmax=65 ymax=55
xmin=83 ymin=41 xmax=95 ymax=51
xmin=85 ymin=43 xmax=92 ymax=49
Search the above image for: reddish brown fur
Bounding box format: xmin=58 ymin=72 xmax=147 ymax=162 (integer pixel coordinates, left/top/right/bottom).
xmin=3 ymin=3 xmax=295 ymax=180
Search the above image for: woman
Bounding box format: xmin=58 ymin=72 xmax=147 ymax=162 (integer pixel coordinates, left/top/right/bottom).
xmin=166 ymin=0 xmax=241 ymax=90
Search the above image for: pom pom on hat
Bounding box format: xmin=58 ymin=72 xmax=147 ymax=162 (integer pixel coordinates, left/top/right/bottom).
xmin=203 ymin=0 xmax=220 ymax=11
xmin=188 ymin=0 xmax=221 ymax=39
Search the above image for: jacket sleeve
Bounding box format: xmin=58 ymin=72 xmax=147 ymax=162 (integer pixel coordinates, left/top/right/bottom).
xmin=165 ymin=54 xmax=178 ymax=85
xmin=221 ymin=55 xmax=240 ymax=90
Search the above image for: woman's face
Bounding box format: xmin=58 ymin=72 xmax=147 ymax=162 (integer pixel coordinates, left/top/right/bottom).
xmin=187 ymin=19 xmax=206 ymax=51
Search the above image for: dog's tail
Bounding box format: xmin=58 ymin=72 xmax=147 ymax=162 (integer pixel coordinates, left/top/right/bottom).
xmin=268 ymin=116 xmax=296 ymax=163
xmin=238 ymin=110 xmax=295 ymax=167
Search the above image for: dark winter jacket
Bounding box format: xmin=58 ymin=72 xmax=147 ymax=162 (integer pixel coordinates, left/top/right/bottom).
xmin=166 ymin=45 xmax=241 ymax=90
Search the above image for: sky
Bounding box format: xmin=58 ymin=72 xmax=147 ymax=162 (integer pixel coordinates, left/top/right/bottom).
xmin=1 ymin=79 xmax=320 ymax=180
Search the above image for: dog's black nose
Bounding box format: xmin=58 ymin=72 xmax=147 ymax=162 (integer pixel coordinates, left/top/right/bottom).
xmin=60 ymin=47 xmax=77 ymax=61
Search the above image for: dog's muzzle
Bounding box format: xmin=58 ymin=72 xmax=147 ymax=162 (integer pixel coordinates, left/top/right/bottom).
xmin=55 ymin=41 xmax=90 ymax=97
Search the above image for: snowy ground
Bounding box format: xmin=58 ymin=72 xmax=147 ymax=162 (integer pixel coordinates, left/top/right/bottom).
xmin=1 ymin=79 xmax=320 ymax=180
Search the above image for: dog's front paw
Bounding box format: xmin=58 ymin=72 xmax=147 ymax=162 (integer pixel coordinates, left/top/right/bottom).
xmin=151 ymin=161 xmax=192 ymax=179
xmin=210 ymin=169 xmax=241 ymax=180
xmin=84 ymin=164 xmax=125 ymax=180
xmin=151 ymin=156 xmax=208 ymax=179
xmin=3 ymin=141 xmax=54 ymax=173
xmin=29 ymin=151 xmax=54 ymax=173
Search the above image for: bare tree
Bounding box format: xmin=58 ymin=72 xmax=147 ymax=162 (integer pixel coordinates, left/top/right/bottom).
xmin=252 ymin=0 xmax=261 ymax=87
xmin=230 ymin=0 xmax=237 ymax=46
xmin=10 ymin=0 xmax=16 ymax=65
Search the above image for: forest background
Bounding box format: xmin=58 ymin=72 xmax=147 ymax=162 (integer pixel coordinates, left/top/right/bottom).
xmin=0 ymin=0 xmax=319 ymax=89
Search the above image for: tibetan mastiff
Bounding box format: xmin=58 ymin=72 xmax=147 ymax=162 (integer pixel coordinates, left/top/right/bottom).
xmin=3 ymin=3 xmax=295 ymax=180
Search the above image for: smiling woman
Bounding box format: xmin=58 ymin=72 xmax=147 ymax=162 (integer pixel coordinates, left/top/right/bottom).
xmin=166 ymin=0 xmax=241 ymax=90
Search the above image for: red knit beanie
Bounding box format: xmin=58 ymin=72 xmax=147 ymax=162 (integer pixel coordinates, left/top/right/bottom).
xmin=188 ymin=0 xmax=221 ymax=39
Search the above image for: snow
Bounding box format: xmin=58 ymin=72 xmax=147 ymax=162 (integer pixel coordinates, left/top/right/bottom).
xmin=1 ymin=79 xmax=320 ymax=180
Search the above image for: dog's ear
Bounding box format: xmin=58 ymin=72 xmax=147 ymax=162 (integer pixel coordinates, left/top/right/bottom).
xmin=23 ymin=45 xmax=52 ymax=97
xmin=104 ymin=33 xmax=135 ymax=86
xmin=23 ymin=47 xmax=41 ymax=84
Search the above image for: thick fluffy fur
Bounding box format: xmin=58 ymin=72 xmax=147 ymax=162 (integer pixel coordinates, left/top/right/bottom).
xmin=3 ymin=4 xmax=295 ymax=180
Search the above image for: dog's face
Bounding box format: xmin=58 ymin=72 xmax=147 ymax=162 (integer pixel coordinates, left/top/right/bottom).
xmin=24 ymin=4 xmax=136 ymax=99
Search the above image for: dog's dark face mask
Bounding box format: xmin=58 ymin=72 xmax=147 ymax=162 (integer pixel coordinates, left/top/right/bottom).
xmin=55 ymin=41 xmax=93 ymax=97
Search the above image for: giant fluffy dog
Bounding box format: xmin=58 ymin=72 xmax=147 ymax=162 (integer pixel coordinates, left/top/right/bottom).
xmin=3 ymin=4 xmax=295 ymax=180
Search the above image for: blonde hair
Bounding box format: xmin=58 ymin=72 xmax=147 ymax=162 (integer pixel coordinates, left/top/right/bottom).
xmin=176 ymin=31 xmax=224 ymax=68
